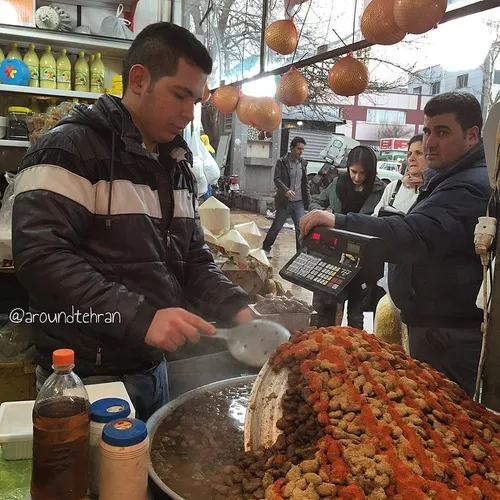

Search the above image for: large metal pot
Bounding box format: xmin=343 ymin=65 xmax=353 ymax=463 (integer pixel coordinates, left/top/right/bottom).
xmin=146 ymin=375 xmax=257 ymax=499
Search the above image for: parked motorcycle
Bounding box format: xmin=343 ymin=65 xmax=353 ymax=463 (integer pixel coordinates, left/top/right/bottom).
xmin=212 ymin=174 xmax=241 ymax=208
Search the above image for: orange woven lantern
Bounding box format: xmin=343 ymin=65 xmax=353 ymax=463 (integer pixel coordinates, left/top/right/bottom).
xmin=212 ymin=85 xmax=240 ymax=114
xmin=361 ymin=0 xmax=406 ymax=45
xmin=202 ymin=84 xmax=211 ymax=103
xmin=328 ymin=54 xmax=369 ymax=97
xmin=248 ymin=97 xmax=282 ymax=132
xmin=265 ymin=19 xmax=298 ymax=55
xmin=236 ymin=96 xmax=256 ymax=125
xmin=393 ymin=0 xmax=447 ymax=35
xmin=276 ymin=67 xmax=308 ymax=107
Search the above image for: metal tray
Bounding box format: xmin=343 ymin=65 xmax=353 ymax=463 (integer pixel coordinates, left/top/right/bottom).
xmin=243 ymin=359 xmax=289 ymax=452
xmin=146 ymin=375 xmax=257 ymax=500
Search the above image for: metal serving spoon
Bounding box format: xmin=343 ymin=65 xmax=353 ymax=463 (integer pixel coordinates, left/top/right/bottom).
xmin=202 ymin=319 xmax=290 ymax=368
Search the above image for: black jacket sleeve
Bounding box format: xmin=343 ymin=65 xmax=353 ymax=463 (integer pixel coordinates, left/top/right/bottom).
xmin=183 ymin=214 xmax=249 ymax=321
xmin=12 ymin=132 xmax=157 ymax=342
xmin=274 ymin=158 xmax=289 ymax=193
xmin=334 ymin=181 xmax=487 ymax=264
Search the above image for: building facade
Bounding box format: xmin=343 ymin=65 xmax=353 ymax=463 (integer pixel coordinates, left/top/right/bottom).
xmin=335 ymin=91 xmax=427 ymax=148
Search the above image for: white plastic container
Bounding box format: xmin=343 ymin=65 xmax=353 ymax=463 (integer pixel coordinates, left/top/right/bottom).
xmin=89 ymin=398 xmax=131 ymax=496
xmin=99 ymin=418 xmax=149 ymax=500
xmin=0 ymin=381 xmax=135 ymax=460
xmin=0 ymin=400 xmax=33 ymax=459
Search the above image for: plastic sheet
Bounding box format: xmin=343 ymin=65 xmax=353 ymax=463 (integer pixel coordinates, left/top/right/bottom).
xmin=0 ymin=172 xmax=15 ymax=263
xmin=99 ymin=4 xmax=134 ymax=40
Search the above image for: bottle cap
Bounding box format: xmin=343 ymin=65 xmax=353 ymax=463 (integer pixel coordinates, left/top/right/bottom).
xmin=91 ymin=398 xmax=130 ymax=423
xmin=53 ymin=348 xmax=74 ymax=366
xmin=102 ymin=418 xmax=147 ymax=447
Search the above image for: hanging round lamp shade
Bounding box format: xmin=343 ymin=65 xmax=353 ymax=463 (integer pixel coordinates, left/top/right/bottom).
xmin=393 ymin=0 xmax=447 ymax=35
xmin=328 ymin=54 xmax=369 ymax=97
xmin=276 ymin=66 xmax=308 ymax=107
xmin=248 ymin=97 xmax=282 ymax=132
xmin=212 ymin=85 xmax=240 ymax=113
xmin=361 ymin=0 xmax=406 ymax=45
xmin=236 ymin=95 xmax=256 ymax=125
xmin=265 ymin=19 xmax=298 ymax=55
xmin=202 ymin=84 xmax=211 ymax=103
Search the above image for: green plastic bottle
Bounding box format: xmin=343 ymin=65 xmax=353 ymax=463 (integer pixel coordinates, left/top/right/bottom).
xmin=90 ymin=53 xmax=105 ymax=94
xmin=7 ymin=42 xmax=22 ymax=60
xmin=56 ymin=48 xmax=71 ymax=90
xmin=23 ymin=44 xmax=39 ymax=87
xmin=74 ymin=51 xmax=89 ymax=92
xmin=40 ymin=46 xmax=56 ymax=89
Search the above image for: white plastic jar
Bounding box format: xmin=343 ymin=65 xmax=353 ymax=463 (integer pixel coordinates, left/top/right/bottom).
xmin=99 ymin=418 xmax=149 ymax=500
xmin=88 ymin=397 xmax=130 ymax=496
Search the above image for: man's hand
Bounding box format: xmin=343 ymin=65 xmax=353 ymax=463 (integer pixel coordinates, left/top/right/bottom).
xmin=285 ymin=190 xmax=296 ymax=199
xmin=144 ymin=308 xmax=216 ymax=352
xmin=300 ymin=210 xmax=336 ymax=238
xmin=234 ymin=307 xmax=254 ymax=324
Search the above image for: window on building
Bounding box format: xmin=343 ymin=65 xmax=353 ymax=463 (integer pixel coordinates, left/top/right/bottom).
xmin=456 ymin=74 xmax=469 ymax=88
xmin=431 ymin=81 xmax=441 ymax=94
xmin=413 ymin=86 xmax=422 ymax=94
xmin=494 ymin=70 xmax=500 ymax=85
xmin=366 ymin=109 xmax=406 ymax=125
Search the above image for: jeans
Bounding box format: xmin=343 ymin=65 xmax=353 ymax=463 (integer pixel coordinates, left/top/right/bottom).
xmin=35 ymin=359 xmax=169 ymax=422
xmin=312 ymin=285 xmax=364 ymax=330
xmin=262 ymin=200 xmax=305 ymax=253
xmin=408 ymin=325 xmax=481 ymax=397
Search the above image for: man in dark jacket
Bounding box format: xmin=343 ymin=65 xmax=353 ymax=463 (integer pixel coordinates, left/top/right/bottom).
xmin=12 ymin=23 xmax=251 ymax=420
xmin=262 ymin=137 xmax=311 ymax=256
xmin=300 ymin=91 xmax=491 ymax=396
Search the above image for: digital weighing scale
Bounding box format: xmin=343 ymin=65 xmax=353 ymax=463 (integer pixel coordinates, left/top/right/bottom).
xmin=279 ymin=227 xmax=384 ymax=297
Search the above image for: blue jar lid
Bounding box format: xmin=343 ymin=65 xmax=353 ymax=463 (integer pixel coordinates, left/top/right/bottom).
xmin=90 ymin=398 xmax=131 ymax=423
xmin=102 ymin=418 xmax=148 ymax=447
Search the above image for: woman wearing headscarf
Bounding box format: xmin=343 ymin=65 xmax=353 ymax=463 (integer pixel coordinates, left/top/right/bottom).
xmin=309 ymin=145 xmax=386 ymax=328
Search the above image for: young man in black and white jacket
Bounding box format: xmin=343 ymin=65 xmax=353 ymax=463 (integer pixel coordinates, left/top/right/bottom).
xmin=12 ymin=23 xmax=252 ymax=420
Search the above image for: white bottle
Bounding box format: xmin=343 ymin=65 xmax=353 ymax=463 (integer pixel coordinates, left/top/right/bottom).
xmin=89 ymin=398 xmax=131 ymax=497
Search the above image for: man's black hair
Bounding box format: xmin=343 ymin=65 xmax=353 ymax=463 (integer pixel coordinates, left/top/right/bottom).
xmin=409 ymin=134 xmax=423 ymax=148
xmin=291 ymin=137 xmax=306 ymax=148
xmin=424 ymin=91 xmax=483 ymax=134
xmin=122 ymin=22 xmax=213 ymax=93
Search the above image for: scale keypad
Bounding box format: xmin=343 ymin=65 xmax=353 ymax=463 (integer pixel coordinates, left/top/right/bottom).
xmin=284 ymin=253 xmax=352 ymax=290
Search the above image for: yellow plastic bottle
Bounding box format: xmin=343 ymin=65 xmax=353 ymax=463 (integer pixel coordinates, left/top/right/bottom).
xmin=23 ymin=44 xmax=39 ymax=87
xmin=40 ymin=46 xmax=56 ymax=89
xmin=90 ymin=52 xmax=105 ymax=94
xmin=0 ymin=48 xmax=4 ymax=64
xmin=89 ymin=54 xmax=95 ymax=67
xmin=74 ymin=51 xmax=89 ymax=92
xmin=7 ymin=42 xmax=22 ymax=60
xmin=56 ymin=48 xmax=71 ymax=90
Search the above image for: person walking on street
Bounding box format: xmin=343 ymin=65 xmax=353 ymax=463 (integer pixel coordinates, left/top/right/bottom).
xmin=262 ymin=137 xmax=311 ymax=257
xmin=299 ymin=91 xmax=491 ymax=397
xmin=309 ymin=145 xmax=385 ymax=329
xmin=11 ymin=22 xmax=252 ymax=421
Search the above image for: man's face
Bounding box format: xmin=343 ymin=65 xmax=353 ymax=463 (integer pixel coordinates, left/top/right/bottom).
xmin=137 ymin=58 xmax=207 ymax=144
xmin=407 ymin=140 xmax=426 ymax=176
xmin=291 ymin=143 xmax=305 ymax=158
xmin=423 ymin=113 xmax=479 ymax=170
